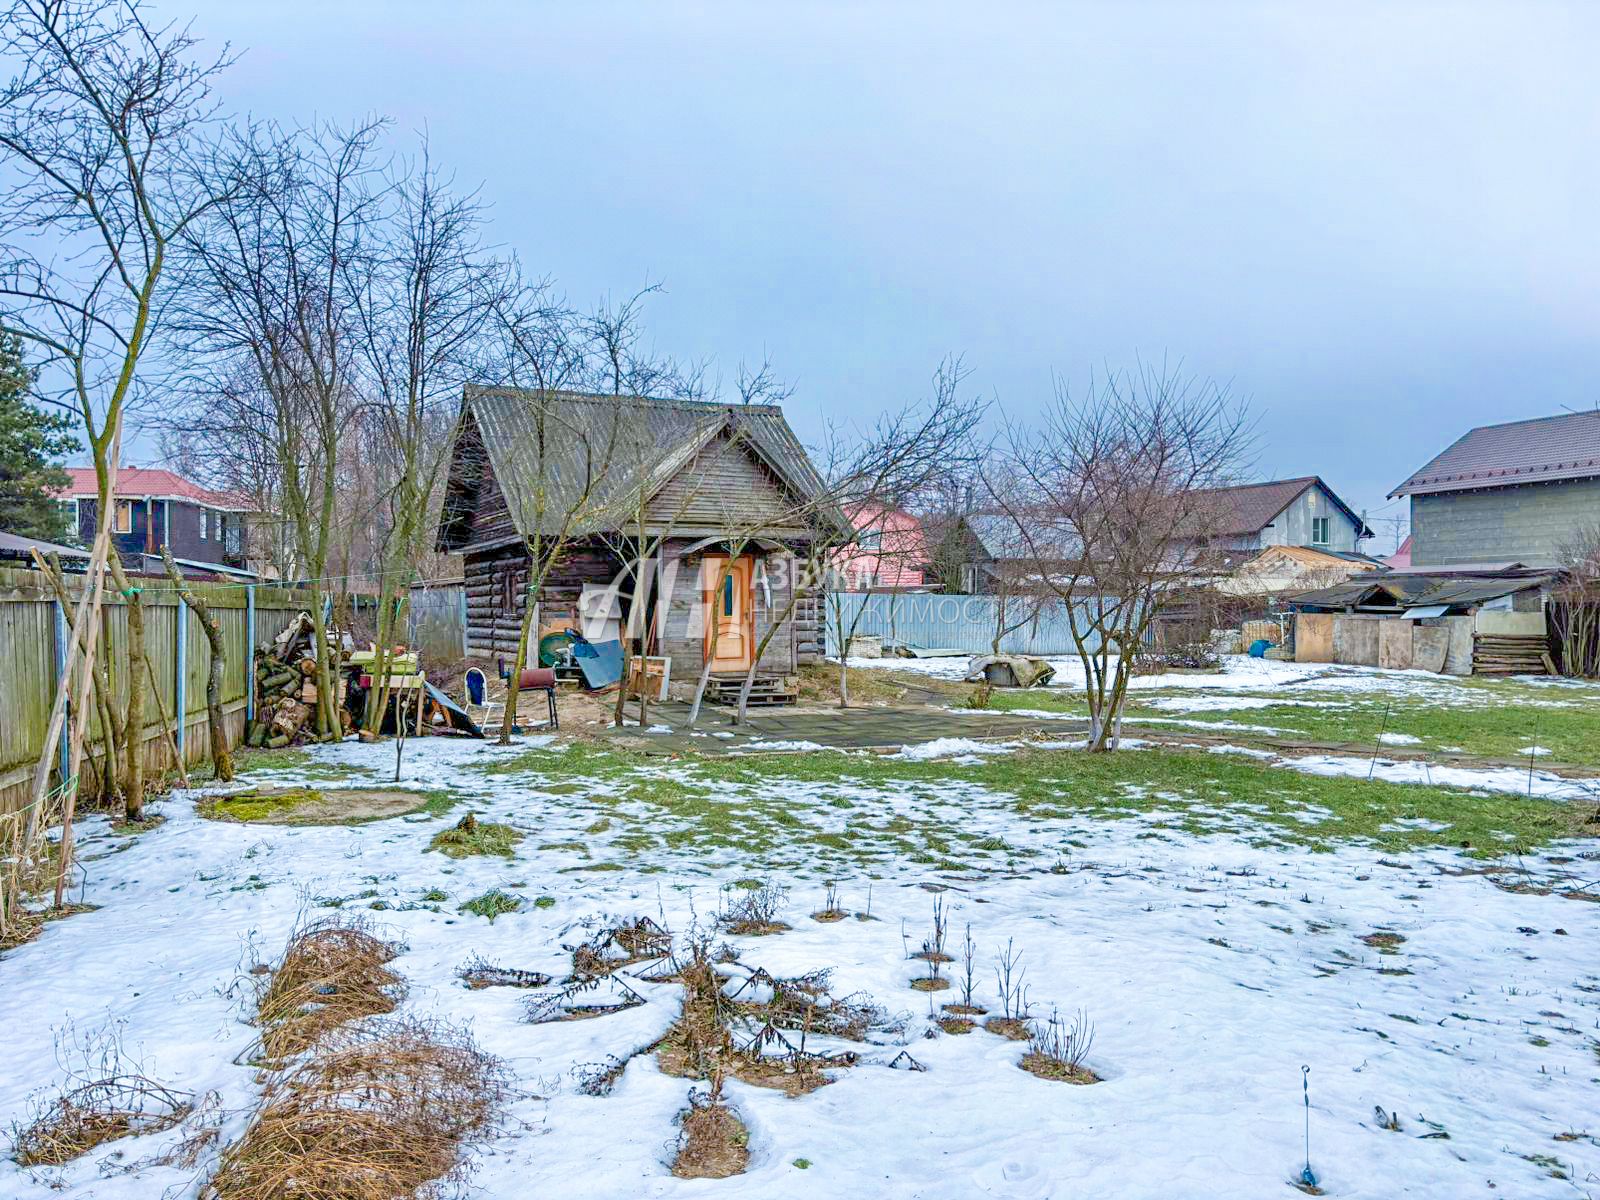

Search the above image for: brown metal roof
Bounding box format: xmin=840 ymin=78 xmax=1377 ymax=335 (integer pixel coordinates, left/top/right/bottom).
xmin=1389 ymin=409 xmax=1600 ymax=498
xmin=1189 ymin=476 xmax=1370 ymax=538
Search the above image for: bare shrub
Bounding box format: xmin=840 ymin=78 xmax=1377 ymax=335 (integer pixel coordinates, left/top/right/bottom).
xmin=456 ymin=956 xmax=552 ymax=991
xmin=716 ymin=883 xmax=790 ymax=936
xmin=11 ymin=1025 xmax=193 ymax=1167
xmin=568 ymin=914 xmax=673 ymax=978
xmin=208 ymin=1019 xmax=507 ymax=1200
xmin=671 ymin=1082 xmax=749 ymax=1179
xmin=985 ymin=938 xmax=1032 ymax=1039
xmin=254 ymin=914 xmax=404 ymax=1062
xmin=1021 ymin=1007 xmax=1098 ymax=1084
xmin=945 ymin=923 xmax=986 ymax=1016
xmin=656 ymin=934 xmax=847 ymax=1097
xmin=811 ymin=881 xmax=846 ymax=922
xmin=525 ymin=973 xmax=645 ymax=1025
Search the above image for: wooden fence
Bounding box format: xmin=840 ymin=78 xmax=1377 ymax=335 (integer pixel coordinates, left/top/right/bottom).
xmin=0 ymin=567 xmax=318 ymax=816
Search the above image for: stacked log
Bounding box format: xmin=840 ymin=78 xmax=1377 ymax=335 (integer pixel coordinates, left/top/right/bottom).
xmin=245 ymin=618 xmax=353 ymax=747
xmin=1472 ymin=634 xmax=1555 ymax=676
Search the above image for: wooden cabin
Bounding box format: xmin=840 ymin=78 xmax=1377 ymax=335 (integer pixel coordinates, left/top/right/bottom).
xmin=435 ymin=387 xmax=840 ymax=691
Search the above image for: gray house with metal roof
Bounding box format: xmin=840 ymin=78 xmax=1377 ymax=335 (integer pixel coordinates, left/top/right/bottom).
xmin=1390 ymin=410 xmax=1600 ymax=568
xmin=436 ymin=387 xmax=843 ymax=684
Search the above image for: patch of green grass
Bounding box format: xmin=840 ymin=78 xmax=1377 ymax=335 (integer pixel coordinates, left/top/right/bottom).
xmin=420 ymin=888 xmax=449 ymax=903
xmin=983 ymin=678 xmax=1600 ymax=766
xmin=533 ymin=895 xmax=557 ymax=908
xmin=459 ymin=888 xmax=521 ymax=921
xmin=200 ymin=786 xmax=324 ymax=822
xmin=427 ymin=815 xmax=523 ymax=859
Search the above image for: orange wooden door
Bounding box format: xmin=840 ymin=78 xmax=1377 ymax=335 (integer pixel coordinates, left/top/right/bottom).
xmin=702 ymin=554 xmax=755 ymax=672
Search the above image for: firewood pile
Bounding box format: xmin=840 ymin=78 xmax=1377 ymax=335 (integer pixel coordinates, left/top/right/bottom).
xmin=246 ymin=614 xmax=354 ymax=748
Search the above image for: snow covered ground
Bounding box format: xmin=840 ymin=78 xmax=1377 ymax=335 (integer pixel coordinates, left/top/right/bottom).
xmin=846 ymin=651 xmax=1600 ymax=708
xmin=2 ymin=735 xmax=1598 ymax=1199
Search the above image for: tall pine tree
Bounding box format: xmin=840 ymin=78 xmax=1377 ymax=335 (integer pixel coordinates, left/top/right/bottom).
xmin=0 ymin=334 xmax=81 ymax=542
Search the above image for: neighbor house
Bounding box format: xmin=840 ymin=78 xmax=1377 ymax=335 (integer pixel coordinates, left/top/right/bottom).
xmin=1389 ymin=410 xmax=1600 ymax=568
xmin=831 ymin=503 xmax=930 ymax=591
xmin=55 ymin=467 xmax=255 ymax=579
xmin=435 ymin=387 xmax=846 ymax=693
xmin=1189 ymin=476 xmax=1374 ymax=566
xmin=945 ymin=511 xmax=1083 ymax=595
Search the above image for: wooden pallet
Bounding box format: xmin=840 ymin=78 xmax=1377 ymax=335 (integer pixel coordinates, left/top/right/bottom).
xmin=703 ymin=674 xmax=799 ymax=707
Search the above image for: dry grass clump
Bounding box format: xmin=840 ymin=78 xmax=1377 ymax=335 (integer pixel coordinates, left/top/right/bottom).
xmin=254 ymin=915 xmax=404 ymax=1062
xmin=716 ymin=883 xmax=790 ymax=936
xmin=13 ymin=1076 xmax=192 ymax=1166
xmin=671 ymin=1082 xmax=749 ymax=1180
xmin=208 ymin=1019 xmax=506 ymax=1200
xmin=11 ymin=1024 xmax=195 ymax=1168
xmin=427 ymin=812 xmax=522 ymax=859
xmin=1020 ymin=1008 xmax=1099 ymax=1084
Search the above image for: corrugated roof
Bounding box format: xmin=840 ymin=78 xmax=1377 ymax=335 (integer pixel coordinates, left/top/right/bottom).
xmin=1189 ymin=476 xmax=1372 ymax=538
xmin=0 ymin=529 xmax=90 ymax=560
xmin=454 ymin=387 xmax=842 ymax=543
xmin=56 ymin=467 xmax=252 ymax=511
xmin=1389 ymin=410 xmax=1600 ymax=498
xmin=1289 ymin=570 xmax=1555 ymax=610
xmin=964 ymin=512 xmax=1083 ymax=561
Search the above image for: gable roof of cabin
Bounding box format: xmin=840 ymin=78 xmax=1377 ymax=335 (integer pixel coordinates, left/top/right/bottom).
xmin=438 ymin=387 xmax=844 ymax=550
xmin=1188 ymin=476 xmax=1372 ymax=539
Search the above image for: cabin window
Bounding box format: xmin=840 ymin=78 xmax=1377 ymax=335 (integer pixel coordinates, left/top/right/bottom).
xmin=1311 ymin=517 xmax=1329 ymax=545
xmin=114 ymin=500 xmax=133 ymax=534
xmin=859 ymin=527 xmax=883 ymax=551
xmin=499 ymin=569 xmax=515 ymax=614
xmin=200 ymin=510 xmax=209 ymax=540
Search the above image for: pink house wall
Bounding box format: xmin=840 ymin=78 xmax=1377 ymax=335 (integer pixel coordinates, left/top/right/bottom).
xmin=832 ymin=505 xmax=928 ymax=589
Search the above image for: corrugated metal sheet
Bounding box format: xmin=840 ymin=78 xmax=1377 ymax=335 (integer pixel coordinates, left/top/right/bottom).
xmin=824 ymin=592 xmax=1138 ymax=657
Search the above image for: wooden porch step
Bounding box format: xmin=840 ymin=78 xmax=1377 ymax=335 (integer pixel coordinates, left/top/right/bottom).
xmin=703 ymin=674 xmax=798 ymax=706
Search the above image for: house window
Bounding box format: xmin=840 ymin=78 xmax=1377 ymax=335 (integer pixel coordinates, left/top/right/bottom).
xmin=114 ymin=500 xmax=133 ymax=534
xmin=1311 ymin=517 xmax=1330 ymax=545
xmin=723 ymin=574 xmax=734 ymax=617
xmin=858 ymin=527 xmax=883 ymax=551
xmin=200 ymin=510 xmax=209 ymax=540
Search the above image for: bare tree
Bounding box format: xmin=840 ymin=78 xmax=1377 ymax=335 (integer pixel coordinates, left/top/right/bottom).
xmin=174 ymin=118 xmax=386 ymax=740
xmin=0 ymin=0 xmax=240 ymax=815
xmin=727 ymin=357 xmax=985 ymax=719
xmin=1001 ymin=364 xmax=1255 ymax=751
xmin=351 ymin=148 xmax=507 ymax=732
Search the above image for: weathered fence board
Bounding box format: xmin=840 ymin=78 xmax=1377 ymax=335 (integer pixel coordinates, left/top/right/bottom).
xmin=0 ymin=567 xmax=317 ymax=816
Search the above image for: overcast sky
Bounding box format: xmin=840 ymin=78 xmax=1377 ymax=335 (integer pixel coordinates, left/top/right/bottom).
xmin=157 ymin=0 xmax=1598 ymax=550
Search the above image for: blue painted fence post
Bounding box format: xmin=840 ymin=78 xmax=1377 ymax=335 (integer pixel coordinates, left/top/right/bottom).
xmin=174 ymin=600 xmax=187 ymax=766
xmin=53 ymin=599 xmax=69 ymax=784
xmin=245 ymin=584 xmax=256 ymax=722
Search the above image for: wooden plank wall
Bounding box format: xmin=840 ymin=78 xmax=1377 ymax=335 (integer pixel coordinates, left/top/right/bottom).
xmin=0 ymin=567 xmax=316 ymax=815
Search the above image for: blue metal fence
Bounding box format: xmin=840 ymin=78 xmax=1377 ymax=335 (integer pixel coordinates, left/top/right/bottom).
xmin=823 ymin=592 xmax=1127 ymax=657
